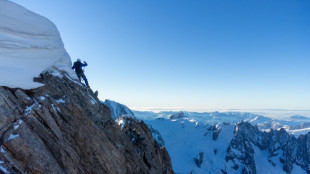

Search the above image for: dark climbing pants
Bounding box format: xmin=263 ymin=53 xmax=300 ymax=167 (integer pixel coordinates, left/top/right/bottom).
xmin=76 ymin=72 xmax=89 ymax=86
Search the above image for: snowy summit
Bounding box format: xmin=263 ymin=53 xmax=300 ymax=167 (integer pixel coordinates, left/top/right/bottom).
xmin=0 ymin=0 xmax=75 ymax=89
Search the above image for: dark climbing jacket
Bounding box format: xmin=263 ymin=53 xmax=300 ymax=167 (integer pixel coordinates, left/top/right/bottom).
xmin=72 ymin=60 xmax=89 ymax=87
xmin=72 ymin=61 xmax=87 ymax=75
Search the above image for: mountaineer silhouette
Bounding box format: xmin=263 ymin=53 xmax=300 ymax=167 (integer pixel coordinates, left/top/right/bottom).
xmin=72 ymin=58 xmax=89 ymax=87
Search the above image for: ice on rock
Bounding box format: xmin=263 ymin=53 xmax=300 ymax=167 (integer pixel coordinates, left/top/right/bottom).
xmin=56 ymin=99 xmax=65 ymax=104
xmin=0 ymin=166 xmax=9 ymax=174
xmin=0 ymin=146 xmax=5 ymax=153
xmin=88 ymin=94 xmax=97 ymax=105
xmin=8 ymin=134 xmax=19 ymax=140
xmin=0 ymin=0 xmax=76 ymax=89
xmin=13 ymin=125 xmax=19 ymax=130
xmin=39 ymin=96 xmax=46 ymax=101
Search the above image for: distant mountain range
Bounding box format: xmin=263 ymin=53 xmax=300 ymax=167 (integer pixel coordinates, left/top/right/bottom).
xmin=104 ymin=100 xmax=310 ymax=173
xmin=134 ymin=110 xmax=310 ymax=136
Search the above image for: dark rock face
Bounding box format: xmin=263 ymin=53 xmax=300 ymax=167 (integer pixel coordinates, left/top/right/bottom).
xmin=117 ymin=116 xmax=173 ymax=174
xmin=193 ymin=152 xmax=204 ymax=168
xmin=212 ymin=125 xmax=222 ymax=141
xmin=148 ymin=125 xmax=165 ymax=147
xmin=224 ymin=121 xmax=310 ymax=174
xmin=226 ymin=122 xmax=257 ymax=174
xmin=169 ymin=112 xmax=185 ymax=119
xmin=0 ymin=72 xmax=174 ymax=174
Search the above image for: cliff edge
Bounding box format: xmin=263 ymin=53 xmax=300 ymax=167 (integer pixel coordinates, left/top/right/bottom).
xmin=0 ymin=72 xmax=174 ymax=174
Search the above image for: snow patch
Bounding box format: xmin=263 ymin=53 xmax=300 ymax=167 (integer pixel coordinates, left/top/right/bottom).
xmin=13 ymin=125 xmax=20 ymax=130
xmin=0 ymin=146 xmax=5 ymax=153
xmin=0 ymin=166 xmax=9 ymax=174
xmin=51 ymin=104 xmax=56 ymax=112
xmin=39 ymin=96 xmax=46 ymax=101
xmin=56 ymin=99 xmax=65 ymax=104
xmin=64 ymin=73 xmax=84 ymax=87
xmin=116 ymin=118 xmax=126 ymax=129
xmin=253 ymin=144 xmax=286 ymax=174
xmin=13 ymin=119 xmax=23 ymax=130
xmin=8 ymin=134 xmax=19 ymax=141
xmin=51 ymin=103 xmax=60 ymax=112
xmin=88 ymin=94 xmax=97 ymax=105
xmin=291 ymin=164 xmax=307 ymax=174
xmin=24 ymin=103 xmax=36 ymax=115
xmin=288 ymin=128 xmax=310 ymax=137
xmin=49 ymin=68 xmax=64 ymax=78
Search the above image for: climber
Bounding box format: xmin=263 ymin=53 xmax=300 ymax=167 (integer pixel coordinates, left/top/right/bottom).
xmin=72 ymin=58 xmax=89 ymax=88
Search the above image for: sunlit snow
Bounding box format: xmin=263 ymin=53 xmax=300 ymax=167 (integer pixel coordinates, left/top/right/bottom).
xmin=0 ymin=0 xmax=75 ymax=89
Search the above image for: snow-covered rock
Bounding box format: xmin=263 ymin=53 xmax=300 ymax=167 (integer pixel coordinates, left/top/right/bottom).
xmin=0 ymin=0 xmax=75 ymax=89
xmin=102 ymin=99 xmax=135 ymax=119
xmin=168 ymin=111 xmax=186 ymax=119
xmin=225 ymin=122 xmax=310 ymax=174
xmin=133 ymin=110 xmax=310 ymax=173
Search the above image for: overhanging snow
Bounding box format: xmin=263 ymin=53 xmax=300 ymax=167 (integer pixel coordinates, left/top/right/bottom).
xmin=0 ymin=0 xmax=76 ymax=89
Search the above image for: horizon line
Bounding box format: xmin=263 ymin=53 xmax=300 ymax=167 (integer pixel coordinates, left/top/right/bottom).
xmin=129 ymin=107 xmax=310 ymax=112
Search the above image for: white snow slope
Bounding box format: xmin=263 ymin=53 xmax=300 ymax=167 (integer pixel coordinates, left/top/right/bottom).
xmin=0 ymin=0 xmax=75 ymax=89
xmin=146 ymin=118 xmax=235 ymax=173
xmin=139 ymin=113 xmax=309 ymax=174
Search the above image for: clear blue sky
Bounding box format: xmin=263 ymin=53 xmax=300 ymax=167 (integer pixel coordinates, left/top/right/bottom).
xmin=12 ymin=0 xmax=310 ymax=110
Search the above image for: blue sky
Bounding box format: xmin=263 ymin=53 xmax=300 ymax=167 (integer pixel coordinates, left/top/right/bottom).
xmin=12 ymin=0 xmax=310 ymax=110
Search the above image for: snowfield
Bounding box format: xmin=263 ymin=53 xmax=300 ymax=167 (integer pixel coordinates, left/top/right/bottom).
xmin=144 ymin=117 xmax=235 ymax=173
xmin=132 ymin=110 xmax=310 ymax=173
xmin=0 ymin=0 xmax=75 ymax=89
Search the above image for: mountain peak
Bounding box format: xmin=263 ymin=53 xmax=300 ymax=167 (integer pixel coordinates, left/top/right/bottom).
xmin=103 ymin=99 xmax=135 ymax=119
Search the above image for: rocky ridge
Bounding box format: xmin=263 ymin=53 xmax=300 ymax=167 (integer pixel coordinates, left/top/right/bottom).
xmin=0 ymin=72 xmax=174 ymax=174
xmin=225 ymin=121 xmax=310 ymax=174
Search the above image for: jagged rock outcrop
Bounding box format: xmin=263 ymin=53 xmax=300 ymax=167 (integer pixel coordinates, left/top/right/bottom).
xmin=116 ymin=116 xmax=173 ymax=174
xmin=0 ymin=72 xmax=174 ymax=174
xmin=193 ymin=152 xmax=204 ymax=168
xmin=168 ymin=112 xmax=185 ymax=120
xmin=148 ymin=125 xmax=165 ymax=148
xmin=103 ymin=99 xmax=135 ymax=119
xmin=224 ymin=121 xmax=310 ymax=174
